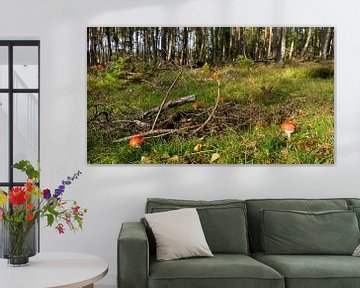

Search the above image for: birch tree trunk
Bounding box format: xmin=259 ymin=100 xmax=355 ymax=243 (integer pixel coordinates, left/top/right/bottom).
xmin=301 ymin=27 xmax=312 ymax=58
xmin=321 ymin=27 xmax=332 ymax=60
xmin=289 ymin=40 xmax=294 ymax=60
xmin=267 ymin=27 xmax=272 ymax=59
xmin=279 ymin=27 xmax=287 ymax=64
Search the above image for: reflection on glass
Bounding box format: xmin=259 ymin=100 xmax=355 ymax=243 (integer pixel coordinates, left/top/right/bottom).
xmin=0 ymin=94 xmax=9 ymax=182
xmin=0 ymin=187 xmax=8 ymax=193
xmin=0 ymin=47 xmax=8 ymax=89
xmin=13 ymin=46 xmax=38 ymax=89
xmin=13 ymin=93 xmax=38 ymax=182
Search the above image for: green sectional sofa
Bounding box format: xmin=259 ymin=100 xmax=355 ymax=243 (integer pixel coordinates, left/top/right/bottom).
xmin=118 ymin=198 xmax=360 ymax=288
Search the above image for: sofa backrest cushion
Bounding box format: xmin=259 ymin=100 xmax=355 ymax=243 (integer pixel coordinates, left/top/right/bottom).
xmin=246 ymin=198 xmax=349 ymax=252
xmin=347 ymin=199 xmax=360 ymax=228
xmin=348 ymin=198 xmax=360 ymax=207
xmin=261 ymin=209 xmax=359 ymax=255
xmin=145 ymin=198 xmax=249 ymax=254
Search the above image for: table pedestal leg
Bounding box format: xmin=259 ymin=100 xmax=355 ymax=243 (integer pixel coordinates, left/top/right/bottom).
xmin=82 ymin=284 xmax=94 ymax=288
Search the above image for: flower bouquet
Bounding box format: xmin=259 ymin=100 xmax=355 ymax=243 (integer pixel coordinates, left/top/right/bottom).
xmin=0 ymin=160 xmax=86 ymax=266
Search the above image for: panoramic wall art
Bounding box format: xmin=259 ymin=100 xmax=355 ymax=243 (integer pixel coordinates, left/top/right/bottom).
xmin=87 ymin=27 xmax=334 ymax=164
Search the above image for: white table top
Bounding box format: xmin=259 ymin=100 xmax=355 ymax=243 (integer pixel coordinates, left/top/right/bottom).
xmin=0 ymin=252 xmax=108 ymax=288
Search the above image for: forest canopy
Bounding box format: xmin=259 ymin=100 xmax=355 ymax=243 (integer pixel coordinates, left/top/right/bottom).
xmin=87 ymin=27 xmax=334 ymax=67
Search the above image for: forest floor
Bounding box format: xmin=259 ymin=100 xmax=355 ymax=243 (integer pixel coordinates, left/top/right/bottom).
xmin=87 ymin=61 xmax=334 ymax=164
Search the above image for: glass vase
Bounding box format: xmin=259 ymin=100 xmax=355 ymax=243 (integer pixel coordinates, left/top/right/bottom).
xmin=0 ymin=220 xmax=37 ymax=266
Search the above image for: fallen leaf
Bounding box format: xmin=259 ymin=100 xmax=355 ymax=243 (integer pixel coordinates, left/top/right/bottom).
xmin=193 ymin=143 xmax=203 ymax=152
xmin=169 ymin=155 xmax=180 ymax=163
xmin=141 ymin=156 xmax=151 ymax=164
xmin=256 ymin=120 xmax=268 ymax=127
xmin=210 ymin=153 xmax=220 ymax=163
xmin=161 ymin=152 xmax=170 ymax=159
xmin=318 ymin=143 xmax=332 ymax=150
xmin=281 ymin=148 xmax=289 ymax=157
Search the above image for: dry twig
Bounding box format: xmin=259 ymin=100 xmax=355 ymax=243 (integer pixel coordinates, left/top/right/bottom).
xmin=151 ymin=70 xmax=183 ymax=131
xmin=191 ymin=80 xmax=222 ymax=134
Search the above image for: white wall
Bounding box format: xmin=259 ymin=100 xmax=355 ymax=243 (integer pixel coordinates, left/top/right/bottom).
xmin=1 ymin=0 xmax=360 ymax=285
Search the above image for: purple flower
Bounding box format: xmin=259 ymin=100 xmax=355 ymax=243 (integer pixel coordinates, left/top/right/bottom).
xmin=54 ymin=171 xmax=82 ymax=199
xmin=43 ymin=189 xmax=51 ymax=200
xmin=54 ymin=189 xmax=63 ymax=198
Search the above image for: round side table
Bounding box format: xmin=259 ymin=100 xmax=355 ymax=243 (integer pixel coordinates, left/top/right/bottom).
xmin=0 ymin=252 xmax=108 ymax=288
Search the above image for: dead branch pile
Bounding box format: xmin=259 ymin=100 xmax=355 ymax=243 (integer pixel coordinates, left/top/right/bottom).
xmin=88 ymin=72 xmax=304 ymax=144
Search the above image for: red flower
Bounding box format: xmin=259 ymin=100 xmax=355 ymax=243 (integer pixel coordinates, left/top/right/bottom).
xmin=9 ymin=187 xmax=26 ymax=205
xmin=72 ymin=205 xmax=80 ymax=215
xmin=24 ymin=193 xmax=31 ymax=201
xmin=26 ymin=214 xmax=33 ymax=221
xmin=25 ymin=182 xmax=33 ymax=192
xmin=65 ymin=214 xmax=71 ymax=225
xmin=26 ymin=203 xmax=34 ymax=210
xmin=56 ymin=223 xmax=65 ymax=234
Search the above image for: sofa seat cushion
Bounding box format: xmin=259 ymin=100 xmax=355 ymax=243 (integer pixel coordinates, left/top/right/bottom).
xmin=252 ymin=252 xmax=360 ymax=288
xmin=149 ymin=254 xmax=284 ymax=288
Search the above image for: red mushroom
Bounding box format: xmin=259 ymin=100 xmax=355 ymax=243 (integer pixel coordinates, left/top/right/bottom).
xmin=129 ymin=136 xmax=145 ymax=148
xmin=280 ymin=120 xmax=296 ymax=138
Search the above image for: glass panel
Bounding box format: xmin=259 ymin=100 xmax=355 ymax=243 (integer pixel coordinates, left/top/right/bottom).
xmin=0 ymin=47 xmax=8 ymax=89
xmin=13 ymin=46 xmax=38 ymax=89
xmin=0 ymin=186 xmax=8 ymax=193
xmin=13 ymin=93 xmax=39 ymax=182
xmin=0 ymin=94 xmax=9 ymax=182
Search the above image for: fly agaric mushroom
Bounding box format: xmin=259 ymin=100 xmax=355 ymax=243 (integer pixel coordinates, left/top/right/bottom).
xmin=280 ymin=120 xmax=296 ymax=138
xmin=129 ymin=136 xmax=145 ymax=148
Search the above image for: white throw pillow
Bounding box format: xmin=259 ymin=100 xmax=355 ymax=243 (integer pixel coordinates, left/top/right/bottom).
xmin=353 ymin=244 xmax=360 ymax=256
xmin=145 ymin=208 xmax=213 ymax=261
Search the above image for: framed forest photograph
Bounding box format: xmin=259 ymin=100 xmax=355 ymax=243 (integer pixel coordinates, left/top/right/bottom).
xmin=87 ymin=27 xmax=334 ymax=164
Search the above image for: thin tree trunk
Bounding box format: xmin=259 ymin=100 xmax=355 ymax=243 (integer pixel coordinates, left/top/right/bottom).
xmin=161 ymin=27 xmax=167 ymax=62
xmin=181 ymin=27 xmax=188 ymax=65
xmin=150 ymin=27 xmax=157 ymax=63
xmin=289 ymin=40 xmax=294 ymax=60
xmin=223 ymin=28 xmax=231 ymax=62
xmin=321 ymin=27 xmax=332 ymax=60
xmin=105 ymin=27 xmax=112 ymax=61
xmin=167 ymin=29 xmax=175 ymax=63
xmin=279 ymin=27 xmax=287 ymax=64
xmin=214 ymin=28 xmax=219 ymax=64
xmin=301 ymin=27 xmax=312 ymax=59
xmin=267 ymin=27 xmax=272 ymax=59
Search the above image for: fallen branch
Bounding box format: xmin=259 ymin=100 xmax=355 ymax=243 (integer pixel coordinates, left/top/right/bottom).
xmin=113 ymin=125 xmax=200 ymax=143
xmin=151 ymin=70 xmax=183 ymax=130
xmin=143 ymin=94 xmax=196 ymax=118
xmin=112 ymin=119 xmax=150 ymax=129
xmin=191 ymin=80 xmax=222 ymax=134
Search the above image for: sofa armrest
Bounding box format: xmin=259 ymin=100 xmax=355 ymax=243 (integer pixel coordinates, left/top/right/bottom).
xmin=118 ymin=222 xmax=149 ymax=288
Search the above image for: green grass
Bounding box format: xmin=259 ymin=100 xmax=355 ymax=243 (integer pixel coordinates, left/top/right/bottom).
xmin=87 ymin=61 xmax=334 ymax=164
